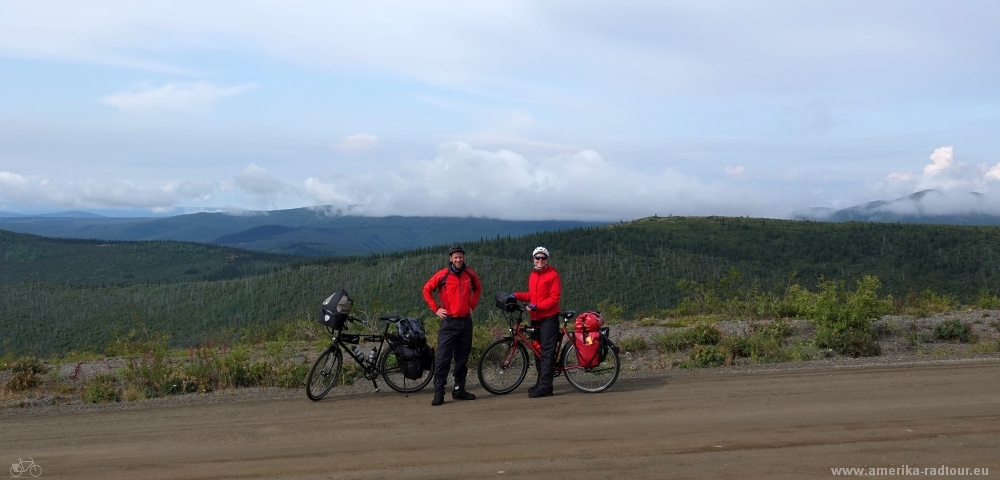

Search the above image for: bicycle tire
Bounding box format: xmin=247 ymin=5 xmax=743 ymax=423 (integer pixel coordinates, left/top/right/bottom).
xmin=562 ymin=338 xmax=620 ymax=393
xmin=477 ymin=338 xmax=529 ymax=395
xmin=379 ymin=347 xmax=433 ymax=393
xmin=306 ymin=347 xmax=342 ymax=401
xmin=28 ymin=465 xmax=41 ymax=478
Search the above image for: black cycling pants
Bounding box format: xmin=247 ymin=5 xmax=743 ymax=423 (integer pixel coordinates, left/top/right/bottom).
xmin=531 ymin=315 xmax=560 ymax=393
xmin=434 ymin=316 xmax=473 ymax=393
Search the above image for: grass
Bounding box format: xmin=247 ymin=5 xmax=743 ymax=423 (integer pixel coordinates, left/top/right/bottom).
xmin=933 ymin=320 xmax=973 ymax=343
xmin=617 ymin=336 xmax=648 ymax=353
xmin=652 ymin=324 xmax=721 ymax=352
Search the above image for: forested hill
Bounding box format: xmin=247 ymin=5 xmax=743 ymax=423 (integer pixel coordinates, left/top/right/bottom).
xmin=6 ymin=216 xmax=1000 ymax=356
xmin=0 ymin=229 xmax=298 ymax=285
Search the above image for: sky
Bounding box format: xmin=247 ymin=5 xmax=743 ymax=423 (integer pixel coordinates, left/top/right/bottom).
xmin=1 ymin=1 xmax=999 ymax=220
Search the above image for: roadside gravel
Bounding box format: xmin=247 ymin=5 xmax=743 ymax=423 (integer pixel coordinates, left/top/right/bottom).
xmin=4 ymin=310 xmax=1000 ymax=419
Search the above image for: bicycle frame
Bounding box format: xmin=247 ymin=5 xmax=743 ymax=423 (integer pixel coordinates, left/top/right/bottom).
xmin=497 ymin=305 xmax=582 ymax=375
xmin=324 ymin=315 xmax=399 ymax=390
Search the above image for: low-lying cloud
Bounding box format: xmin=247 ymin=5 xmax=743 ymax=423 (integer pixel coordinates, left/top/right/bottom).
xmin=844 ymin=146 xmax=1000 ymax=217
xmin=882 ymin=146 xmax=1000 ymax=197
xmin=303 ymin=142 xmax=778 ymax=221
xmin=0 ymin=171 xmax=217 ymax=211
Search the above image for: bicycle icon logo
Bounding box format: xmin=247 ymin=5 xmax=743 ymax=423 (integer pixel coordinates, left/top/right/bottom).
xmin=9 ymin=458 xmax=41 ymax=478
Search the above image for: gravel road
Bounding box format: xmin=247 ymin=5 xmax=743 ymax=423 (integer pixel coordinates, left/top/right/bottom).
xmin=3 ymin=354 xmax=999 ymax=479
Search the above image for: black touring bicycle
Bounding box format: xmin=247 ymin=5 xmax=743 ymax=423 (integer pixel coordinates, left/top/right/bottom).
xmin=306 ymin=290 xmax=434 ymax=401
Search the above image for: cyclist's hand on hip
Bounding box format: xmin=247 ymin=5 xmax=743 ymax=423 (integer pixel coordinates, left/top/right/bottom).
xmin=436 ymin=308 xmax=448 ymax=318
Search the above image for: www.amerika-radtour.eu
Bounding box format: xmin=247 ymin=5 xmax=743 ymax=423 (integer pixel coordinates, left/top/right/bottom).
xmin=831 ymin=465 xmax=989 ymax=476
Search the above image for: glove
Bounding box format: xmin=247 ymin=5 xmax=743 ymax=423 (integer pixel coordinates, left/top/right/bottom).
xmin=527 ymin=304 xmax=537 ymax=311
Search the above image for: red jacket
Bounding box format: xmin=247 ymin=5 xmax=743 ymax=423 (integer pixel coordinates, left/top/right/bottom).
xmin=423 ymin=266 xmax=482 ymax=318
xmin=514 ymin=265 xmax=561 ymax=321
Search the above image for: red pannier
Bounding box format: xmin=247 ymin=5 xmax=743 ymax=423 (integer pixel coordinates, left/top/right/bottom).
xmin=573 ymin=311 xmax=605 ymax=368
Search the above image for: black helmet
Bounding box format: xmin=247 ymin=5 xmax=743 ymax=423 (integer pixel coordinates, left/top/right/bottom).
xmin=448 ymin=244 xmax=465 ymax=255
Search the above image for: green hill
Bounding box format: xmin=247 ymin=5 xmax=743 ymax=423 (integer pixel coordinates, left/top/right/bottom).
xmin=0 ymin=229 xmax=298 ymax=285
xmin=5 ymin=216 xmax=1000 ymax=356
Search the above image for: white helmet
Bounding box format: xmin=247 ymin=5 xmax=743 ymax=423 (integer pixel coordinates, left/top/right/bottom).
xmin=532 ymin=246 xmax=550 ymax=258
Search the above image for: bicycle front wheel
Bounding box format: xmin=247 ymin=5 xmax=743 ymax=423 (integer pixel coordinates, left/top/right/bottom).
xmin=478 ymin=338 xmax=529 ymax=395
xmin=379 ymin=348 xmax=434 ymax=393
xmin=562 ymin=338 xmax=620 ymax=393
xmin=306 ymin=347 xmax=342 ymax=401
xmin=28 ymin=465 xmax=41 ymax=478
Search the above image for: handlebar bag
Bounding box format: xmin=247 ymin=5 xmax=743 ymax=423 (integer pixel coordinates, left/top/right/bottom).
xmin=495 ymin=291 xmax=518 ymax=312
xmin=317 ymin=289 xmax=353 ymax=330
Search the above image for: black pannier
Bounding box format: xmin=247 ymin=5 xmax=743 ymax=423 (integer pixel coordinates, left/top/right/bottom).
xmin=317 ymin=289 xmax=353 ymax=330
xmin=598 ymin=326 xmax=612 ymax=363
xmin=397 ymin=317 xmax=427 ymax=346
xmin=495 ymin=291 xmax=518 ymax=312
xmin=394 ymin=344 xmax=423 ymax=380
xmin=393 ymin=318 xmax=434 ymax=380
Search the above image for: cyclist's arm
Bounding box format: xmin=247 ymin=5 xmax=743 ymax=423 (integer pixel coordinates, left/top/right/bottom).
xmin=422 ymin=270 xmax=445 ymax=313
xmin=468 ymin=269 xmax=483 ymax=310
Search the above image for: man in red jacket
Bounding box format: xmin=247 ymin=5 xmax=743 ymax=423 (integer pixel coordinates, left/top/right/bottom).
xmin=423 ymin=244 xmax=482 ymax=406
xmin=513 ymin=246 xmax=561 ymax=398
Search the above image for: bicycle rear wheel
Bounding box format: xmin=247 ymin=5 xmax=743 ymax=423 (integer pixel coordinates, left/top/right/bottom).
xmin=306 ymin=347 xmax=342 ymax=401
xmin=477 ymin=338 xmax=529 ymax=395
xmin=562 ymin=338 xmax=620 ymax=393
xmin=379 ymin=347 xmax=434 ymax=393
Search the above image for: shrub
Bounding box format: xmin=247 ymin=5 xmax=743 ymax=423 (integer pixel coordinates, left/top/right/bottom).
xmin=6 ymin=356 xmax=47 ymax=391
xmin=933 ymin=320 xmax=972 ymax=343
xmin=809 ymin=276 xmax=891 ymax=357
xmin=815 ymin=328 xmax=881 ymax=357
xmin=653 ymin=324 xmax=721 ymax=352
xmin=596 ymin=300 xmax=626 ymax=324
xmin=723 ymin=321 xmax=794 ymax=363
xmin=976 ymin=290 xmax=1000 ymax=310
xmin=900 ymin=288 xmax=958 ymax=316
xmin=82 ymin=373 xmax=122 ymax=403
xmin=776 ymin=284 xmax=813 ymax=318
xmin=680 ymin=345 xmax=726 ymax=368
xmin=758 ymin=319 xmax=793 ymax=340
xmin=617 ymin=336 xmax=648 ymax=353
xmin=274 ymin=363 xmax=309 ymax=388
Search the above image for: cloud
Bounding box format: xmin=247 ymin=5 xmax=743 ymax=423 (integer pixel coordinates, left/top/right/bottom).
xmin=101 ymin=82 xmax=255 ymax=112
xmin=724 ymin=166 xmax=745 ymax=175
xmin=905 ymin=146 xmax=1000 ymax=193
xmin=334 ymin=133 xmax=379 ymax=152
xmin=234 ymin=164 xmax=298 ymax=207
xmin=923 ymin=146 xmax=954 ymax=174
xmin=0 ymin=170 xmax=221 ymax=210
xmin=871 ymin=146 xmax=1000 ymax=216
xmin=302 ymin=142 xmax=782 ymax=220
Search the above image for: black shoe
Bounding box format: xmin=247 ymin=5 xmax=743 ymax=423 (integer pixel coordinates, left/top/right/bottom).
xmin=527 ymin=385 xmax=537 ymax=396
xmin=528 ymin=388 xmax=552 ymax=398
xmin=452 ymin=387 xmax=476 ymax=400
xmin=431 ymin=392 xmax=444 ymax=406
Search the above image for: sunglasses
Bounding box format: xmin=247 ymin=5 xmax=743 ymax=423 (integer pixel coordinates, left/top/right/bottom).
xmin=534 ymin=256 xmax=548 ymax=261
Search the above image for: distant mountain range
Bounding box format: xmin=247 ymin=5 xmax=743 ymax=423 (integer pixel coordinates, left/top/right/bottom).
xmin=795 ymin=190 xmax=1000 ymax=225
xmin=0 ymin=210 xmax=107 ymax=218
xmin=0 ymin=207 xmax=604 ymax=256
